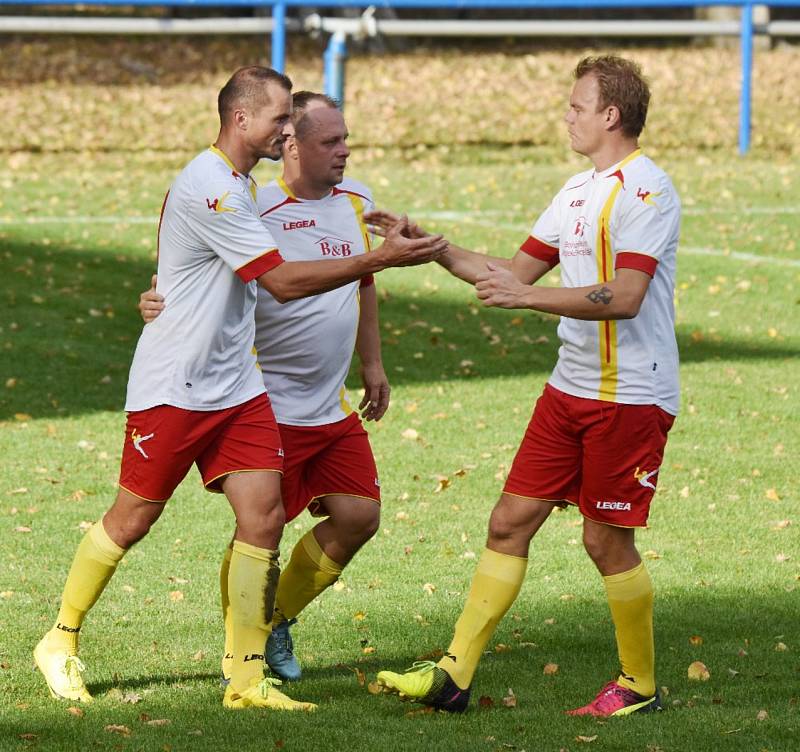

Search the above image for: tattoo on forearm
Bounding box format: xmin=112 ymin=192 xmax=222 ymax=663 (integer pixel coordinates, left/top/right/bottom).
xmin=586 ymin=286 xmax=614 ymax=305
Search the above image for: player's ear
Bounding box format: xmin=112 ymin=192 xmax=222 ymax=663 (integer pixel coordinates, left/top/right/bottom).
xmin=605 ymin=105 xmax=622 ymax=132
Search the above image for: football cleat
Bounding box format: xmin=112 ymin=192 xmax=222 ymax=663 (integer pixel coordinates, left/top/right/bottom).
xmin=266 ymin=618 xmax=301 ymax=681
xmin=33 ymin=636 xmax=93 ymax=703
xmin=223 ymin=675 xmax=316 ymax=711
xmin=566 ymin=680 xmax=661 ymax=717
xmin=377 ymin=661 xmax=470 ymax=713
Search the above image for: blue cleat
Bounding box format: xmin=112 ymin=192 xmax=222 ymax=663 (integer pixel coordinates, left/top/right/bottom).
xmin=266 ymin=618 xmax=301 ymax=681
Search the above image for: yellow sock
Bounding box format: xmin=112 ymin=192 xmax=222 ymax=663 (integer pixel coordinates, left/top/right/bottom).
xmin=604 ymin=562 xmax=655 ymax=697
xmin=228 ymin=540 xmax=280 ymax=691
xmin=273 ymin=531 xmax=343 ymax=624
xmin=48 ymin=521 xmax=126 ymax=654
xmin=437 ymin=547 xmax=527 ymax=689
xmin=220 ymin=542 xmax=234 ymax=666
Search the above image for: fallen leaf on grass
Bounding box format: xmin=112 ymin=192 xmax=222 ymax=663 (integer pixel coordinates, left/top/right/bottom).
xmin=367 ymin=681 xmax=382 ymax=695
xmin=756 ymin=710 xmax=768 ymax=721
xmin=145 ymin=718 xmax=171 ymax=726
xmin=765 ymin=488 xmax=780 ymax=501
xmin=19 ymin=734 xmax=37 ymax=741
xmin=543 ymin=662 xmax=559 ymax=675
xmin=191 ymin=650 xmax=205 ymax=661
xmin=576 ymin=735 xmax=598 ymax=743
xmin=478 ymin=695 xmax=495 ymax=709
xmin=688 ymin=661 xmax=710 ymax=681
xmin=14 ymin=526 xmax=32 ymax=533
xmin=689 ymin=635 xmax=704 ymax=646
xmin=405 ymin=706 xmax=435 ymax=717
xmin=169 ymin=590 xmax=184 ymax=602
xmin=775 ymin=642 xmax=788 ymax=652
xmin=502 ymin=688 xmax=517 ymax=708
xmin=104 ymin=724 xmax=131 ymax=736
xmin=66 ymin=706 xmax=84 ymax=717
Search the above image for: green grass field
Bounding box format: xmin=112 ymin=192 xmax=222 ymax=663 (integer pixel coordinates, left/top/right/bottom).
xmin=1 ymin=41 xmax=799 ymax=752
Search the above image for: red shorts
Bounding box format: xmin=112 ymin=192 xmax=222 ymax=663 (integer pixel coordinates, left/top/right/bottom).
xmin=119 ymin=393 xmax=283 ymax=502
xmin=503 ymin=384 xmax=675 ymax=528
xmin=279 ymin=412 xmax=381 ymax=523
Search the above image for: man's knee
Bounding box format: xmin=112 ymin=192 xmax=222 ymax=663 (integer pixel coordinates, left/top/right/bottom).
xmin=582 ymin=521 xmax=638 ymax=574
xmin=327 ymin=498 xmax=380 ymax=543
xmin=488 ymin=495 xmax=552 ymax=543
xmin=103 ymin=493 xmax=164 ymax=548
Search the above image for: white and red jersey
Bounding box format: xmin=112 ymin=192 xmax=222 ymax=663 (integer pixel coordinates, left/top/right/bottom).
xmin=253 ymin=176 xmax=375 ymax=426
xmin=520 ymin=149 xmax=681 ymax=415
xmin=126 ymin=146 xmax=284 ymax=412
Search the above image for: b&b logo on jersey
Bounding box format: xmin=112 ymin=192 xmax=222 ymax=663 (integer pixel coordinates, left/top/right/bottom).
xmin=317 ymin=236 xmax=353 ymax=257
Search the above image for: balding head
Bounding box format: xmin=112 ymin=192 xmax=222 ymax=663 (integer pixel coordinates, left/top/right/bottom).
xmin=291 ymin=91 xmax=339 ymax=141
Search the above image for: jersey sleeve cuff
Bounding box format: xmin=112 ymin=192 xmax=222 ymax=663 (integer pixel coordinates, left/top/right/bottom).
xmin=359 ymin=274 xmax=375 ymax=289
xmin=236 ymin=249 xmax=284 ymax=283
xmin=615 ymin=251 xmax=658 ymax=278
xmin=520 ymin=235 xmax=559 ymax=268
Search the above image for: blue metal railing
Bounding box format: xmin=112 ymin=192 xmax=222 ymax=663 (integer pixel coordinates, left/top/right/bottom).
xmin=2 ymin=1 xmax=800 ymax=153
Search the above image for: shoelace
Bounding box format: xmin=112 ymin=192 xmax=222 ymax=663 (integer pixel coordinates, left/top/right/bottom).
xmin=404 ymin=660 xmax=436 ymax=675
xmin=63 ymin=656 xmax=87 ymax=689
xmin=594 ymin=683 xmax=633 ymax=712
xmin=257 ymin=675 xmax=283 ymax=699
xmin=273 ymin=619 xmax=297 ymax=651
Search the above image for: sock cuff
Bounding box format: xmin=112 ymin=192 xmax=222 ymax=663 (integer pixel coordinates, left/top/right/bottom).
xmin=300 ymin=531 xmax=344 ymax=575
xmin=89 ymin=521 xmax=126 ymax=562
xmin=477 ymin=547 xmax=528 ymax=584
xmin=232 ymin=540 xmax=278 ymax=563
xmin=603 ymin=562 xmax=652 ymax=600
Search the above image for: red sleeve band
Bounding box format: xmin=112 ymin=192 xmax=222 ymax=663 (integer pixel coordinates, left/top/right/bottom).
xmin=615 ymin=251 xmax=658 ymax=278
xmin=359 ymin=274 xmax=375 ymax=289
xmin=520 ymin=235 xmax=559 ymax=269
xmin=236 ymin=249 xmax=285 ymax=283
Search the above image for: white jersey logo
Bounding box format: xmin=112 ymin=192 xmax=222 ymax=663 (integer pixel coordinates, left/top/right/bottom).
xmin=131 ymin=429 xmax=155 ymax=459
xmin=634 ymin=466 xmax=659 ymax=490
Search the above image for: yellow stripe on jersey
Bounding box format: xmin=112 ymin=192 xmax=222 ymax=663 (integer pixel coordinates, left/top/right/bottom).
xmin=345 ymin=193 xmax=372 ymax=253
xmin=209 ymin=144 xmax=257 ymax=201
xmin=209 ymin=144 xmax=236 ymax=170
xmin=338 ymin=386 xmax=354 ymax=416
xmin=252 ymin=345 xmax=262 ymax=371
xmin=594 ymin=149 xmax=641 ymax=402
xmin=277 ymin=176 xmax=297 ymax=199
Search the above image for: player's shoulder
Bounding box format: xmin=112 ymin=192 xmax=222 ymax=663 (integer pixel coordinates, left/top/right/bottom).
xmin=256 ymin=180 xmax=287 ymax=214
xmin=184 ymin=149 xmax=249 ymax=195
xmin=559 ymin=166 xmax=595 ymax=195
xmin=334 ymin=177 xmax=373 ymax=203
xmin=623 ymin=154 xmax=680 ymax=211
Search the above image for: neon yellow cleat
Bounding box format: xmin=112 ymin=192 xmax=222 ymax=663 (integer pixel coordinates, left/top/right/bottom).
xmin=223 ymin=676 xmax=316 ymax=711
xmin=377 ymin=661 xmax=470 ymax=712
xmin=33 ymin=637 xmax=93 ymax=703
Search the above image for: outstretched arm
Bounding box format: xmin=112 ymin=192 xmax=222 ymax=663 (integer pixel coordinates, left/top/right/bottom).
xmin=355 ymin=283 xmax=390 ymax=422
xmin=475 ymin=265 xmax=651 ymax=320
xmin=259 ymin=218 xmax=448 ymax=303
xmin=364 ymin=208 xmax=551 ymax=286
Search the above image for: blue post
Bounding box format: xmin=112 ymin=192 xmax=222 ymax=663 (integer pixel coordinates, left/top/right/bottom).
xmin=739 ymin=2 xmax=753 ymax=155
xmin=323 ymin=31 xmax=348 ymax=108
xmin=271 ymin=1 xmax=286 ymax=73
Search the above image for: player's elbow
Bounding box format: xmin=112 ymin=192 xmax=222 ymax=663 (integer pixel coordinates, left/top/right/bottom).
xmin=615 ymin=294 xmax=645 ymax=320
xmin=257 ymin=272 xmax=295 ymax=304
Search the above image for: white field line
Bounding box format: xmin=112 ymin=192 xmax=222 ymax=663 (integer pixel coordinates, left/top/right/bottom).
xmin=2 ymin=212 xmax=798 ymax=268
